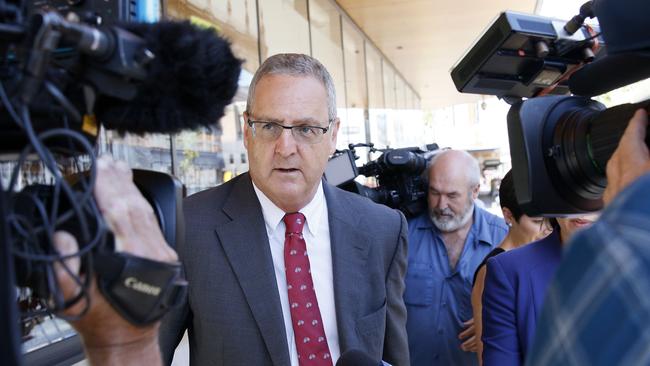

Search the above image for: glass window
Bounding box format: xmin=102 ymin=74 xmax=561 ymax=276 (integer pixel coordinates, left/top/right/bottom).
xmin=164 ymin=0 xmax=259 ymax=195
xmin=405 ymin=87 xmax=411 ymax=110
xmin=173 ymin=127 xmax=223 ymax=196
xmin=390 ymin=76 xmax=407 ymax=147
xmin=167 ymin=71 xmax=252 ymax=196
xmin=342 ymin=19 xmax=367 ymax=111
xmin=309 ymin=0 xmax=345 ymax=109
xmin=258 ymin=0 xmax=310 ymax=59
xmin=224 ymin=102 xmax=249 ymax=177
xmin=383 ymin=63 xmax=396 ymax=110
xmin=173 ymin=101 xmax=248 ymax=196
xmin=409 ymin=89 xmax=418 ymax=109
xmin=102 ymin=132 xmax=173 ymax=173
xmin=163 ymin=0 xmax=257 ymax=195
xmin=366 ymin=44 xmax=384 ymax=110
xmin=395 ymin=76 xmax=406 ymax=110
xmin=366 ymin=44 xmax=388 ymax=148
xmin=340 ymin=18 xmax=368 ymax=148
xmin=166 ymin=0 xmax=260 ymax=72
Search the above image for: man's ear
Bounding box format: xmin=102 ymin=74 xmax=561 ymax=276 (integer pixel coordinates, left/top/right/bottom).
xmin=502 ymin=207 xmax=514 ymax=225
xmin=328 ymin=117 xmax=341 ymax=154
xmin=471 ymin=184 xmax=480 ymax=200
xmin=243 ymin=111 xmax=250 ymax=149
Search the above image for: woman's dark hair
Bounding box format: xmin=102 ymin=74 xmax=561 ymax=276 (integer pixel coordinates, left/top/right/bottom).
xmin=548 ymin=217 xmax=561 ymax=231
xmin=499 ymin=170 xmax=524 ymax=221
xmin=501 ymin=170 xmax=558 ymax=232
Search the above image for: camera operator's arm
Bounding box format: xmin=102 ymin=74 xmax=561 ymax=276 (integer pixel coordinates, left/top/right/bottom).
xmin=604 ymin=109 xmax=650 ymax=204
xmin=54 ymin=156 xmax=178 ymax=366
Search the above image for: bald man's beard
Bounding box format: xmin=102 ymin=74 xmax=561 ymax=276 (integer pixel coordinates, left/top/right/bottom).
xmin=429 ymin=198 xmax=474 ymax=232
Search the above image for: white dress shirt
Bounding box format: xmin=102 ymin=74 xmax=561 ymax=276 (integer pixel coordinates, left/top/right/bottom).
xmin=252 ymin=181 xmax=340 ymax=366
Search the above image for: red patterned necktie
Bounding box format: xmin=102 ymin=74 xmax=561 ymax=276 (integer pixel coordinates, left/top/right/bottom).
xmin=283 ymin=212 xmax=333 ymax=366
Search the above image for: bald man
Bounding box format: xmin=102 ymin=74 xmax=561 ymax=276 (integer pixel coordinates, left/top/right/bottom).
xmin=404 ymin=150 xmax=508 ymax=366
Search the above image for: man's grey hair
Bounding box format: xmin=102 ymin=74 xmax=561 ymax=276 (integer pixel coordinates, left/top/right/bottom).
xmin=245 ymin=53 xmax=337 ymax=122
xmin=423 ymin=149 xmax=481 ymax=189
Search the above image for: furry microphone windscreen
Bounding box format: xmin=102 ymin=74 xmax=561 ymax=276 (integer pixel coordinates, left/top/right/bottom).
xmin=96 ymin=21 xmax=243 ymax=135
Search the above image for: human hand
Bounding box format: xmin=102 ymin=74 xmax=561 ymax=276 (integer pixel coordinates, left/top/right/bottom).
xmin=54 ymin=156 xmax=178 ymax=365
xmin=459 ymin=318 xmax=478 ymax=353
xmin=93 ymin=156 xmax=178 ymax=262
xmin=604 ymin=109 xmax=650 ymax=205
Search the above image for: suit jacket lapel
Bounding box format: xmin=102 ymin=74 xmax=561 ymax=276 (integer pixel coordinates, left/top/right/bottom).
xmin=215 ymin=174 xmax=290 ymax=366
xmin=324 ymin=183 xmax=371 ymax=350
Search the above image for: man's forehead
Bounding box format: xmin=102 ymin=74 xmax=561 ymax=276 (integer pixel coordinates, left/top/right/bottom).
xmin=249 ymin=114 xmax=324 ymax=125
xmin=428 ymin=173 xmax=468 ymax=193
xmin=430 ymin=163 xmax=469 ymax=181
xmin=428 ymin=182 xmax=465 ymax=195
xmin=250 ymin=75 xmax=329 ymax=119
xmin=256 ymin=73 xmax=324 ymax=90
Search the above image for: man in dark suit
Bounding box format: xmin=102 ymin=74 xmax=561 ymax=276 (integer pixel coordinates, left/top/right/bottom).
xmin=159 ymin=53 xmax=409 ymax=366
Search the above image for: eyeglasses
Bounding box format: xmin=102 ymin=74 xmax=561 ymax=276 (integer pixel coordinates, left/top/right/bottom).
xmin=247 ymin=119 xmax=333 ymax=145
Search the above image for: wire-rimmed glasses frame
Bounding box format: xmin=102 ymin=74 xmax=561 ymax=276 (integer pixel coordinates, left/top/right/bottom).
xmin=246 ymin=118 xmax=334 ymax=145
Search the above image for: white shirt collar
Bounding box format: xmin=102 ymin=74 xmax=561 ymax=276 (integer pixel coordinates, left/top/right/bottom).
xmin=252 ymin=180 xmax=327 ymax=238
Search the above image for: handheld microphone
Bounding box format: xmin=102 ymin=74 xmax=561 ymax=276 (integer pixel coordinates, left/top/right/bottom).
xmin=5 ymin=14 xmax=242 ymax=151
xmin=335 ymin=349 xmax=386 ymax=366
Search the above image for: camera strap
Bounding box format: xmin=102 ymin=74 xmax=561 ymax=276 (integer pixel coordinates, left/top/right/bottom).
xmin=94 ymin=251 xmax=187 ymax=326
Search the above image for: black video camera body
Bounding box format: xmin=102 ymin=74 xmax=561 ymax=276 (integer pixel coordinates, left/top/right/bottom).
xmin=451 ymin=10 xmax=604 ymax=100
xmin=451 ymin=1 xmax=650 ymax=215
xmin=0 ymin=0 xmax=240 ymax=342
xmin=325 ymin=143 xmax=439 ymax=217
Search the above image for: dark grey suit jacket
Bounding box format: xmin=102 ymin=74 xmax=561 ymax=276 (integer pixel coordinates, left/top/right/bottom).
xmin=159 ymin=173 xmax=409 ymax=365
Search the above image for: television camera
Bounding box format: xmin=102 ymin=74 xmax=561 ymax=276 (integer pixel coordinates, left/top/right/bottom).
xmin=0 ymin=0 xmax=240 ymax=362
xmin=325 ymin=143 xmax=439 ymax=218
xmin=451 ymin=0 xmax=650 ymax=216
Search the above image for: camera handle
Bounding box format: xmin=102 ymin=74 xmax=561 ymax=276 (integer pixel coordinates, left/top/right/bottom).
xmin=94 ymin=247 xmax=187 ymax=326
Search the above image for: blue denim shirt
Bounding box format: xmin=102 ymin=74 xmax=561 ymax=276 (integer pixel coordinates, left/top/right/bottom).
xmin=405 ymin=206 xmax=507 ymax=366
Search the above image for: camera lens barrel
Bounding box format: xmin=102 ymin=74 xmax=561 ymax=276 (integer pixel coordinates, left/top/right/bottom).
xmin=551 ymin=98 xmax=607 ymax=202
xmin=588 ymin=100 xmax=650 ymax=171
xmin=552 ymin=98 xmax=650 ymax=204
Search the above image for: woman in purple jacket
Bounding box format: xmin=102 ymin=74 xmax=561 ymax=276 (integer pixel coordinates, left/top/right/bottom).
xmin=481 ymin=214 xmax=598 ymax=366
xmin=471 ymin=171 xmax=551 ymax=365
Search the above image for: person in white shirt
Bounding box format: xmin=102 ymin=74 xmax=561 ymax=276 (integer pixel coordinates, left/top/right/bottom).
xmin=159 ymin=53 xmax=409 ymax=366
